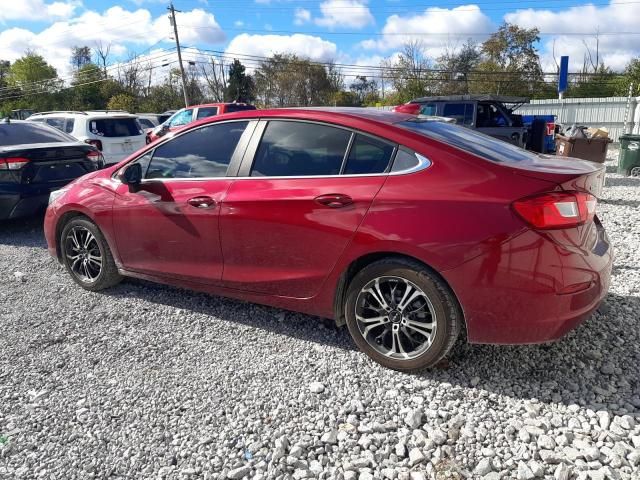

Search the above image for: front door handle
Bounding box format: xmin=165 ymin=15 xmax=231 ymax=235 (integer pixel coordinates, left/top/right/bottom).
xmin=188 ymin=196 xmax=216 ymax=209
xmin=314 ymin=194 xmax=353 ymax=208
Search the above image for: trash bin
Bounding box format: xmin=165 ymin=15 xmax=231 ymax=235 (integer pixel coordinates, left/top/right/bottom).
xmin=618 ymin=133 xmax=640 ymax=176
xmin=555 ymin=135 xmax=611 ymax=163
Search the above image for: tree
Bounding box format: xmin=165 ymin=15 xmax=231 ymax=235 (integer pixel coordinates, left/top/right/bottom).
xmin=472 ymin=23 xmax=543 ymax=96
xmin=384 ymin=40 xmax=434 ymax=102
xmin=225 ymin=59 xmax=254 ymax=102
xmin=350 ymin=76 xmax=378 ymax=105
xmin=94 ymin=41 xmax=111 ymax=77
xmin=0 ymin=60 xmax=10 ymax=88
xmin=107 ymin=93 xmax=138 ymax=112
xmin=437 ymin=40 xmax=482 ymax=94
xmin=617 ymin=58 xmax=640 ymax=96
xmin=201 ymin=57 xmax=228 ymax=102
xmin=71 ymin=46 xmax=92 ymax=71
xmin=8 ymin=52 xmax=57 ymax=87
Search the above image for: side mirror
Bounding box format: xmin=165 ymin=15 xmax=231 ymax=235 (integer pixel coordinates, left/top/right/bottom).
xmin=120 ymin=163 xmax=142 ymax=186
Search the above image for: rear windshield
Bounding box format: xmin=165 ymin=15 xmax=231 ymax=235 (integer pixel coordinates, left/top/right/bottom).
xmin=399 ymin=118 xmax=539 ymax=163
xmin=88 ymin=118 xmax=143 ymax=137
xmin=225 ymin=104 xmax=257 ymax=113
xmin=0 ymin=122 xmax=74 ymax=147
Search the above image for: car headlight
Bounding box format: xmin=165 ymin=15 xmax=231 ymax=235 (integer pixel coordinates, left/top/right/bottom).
xmin=48 ymin=188 xmax=69 ymax=205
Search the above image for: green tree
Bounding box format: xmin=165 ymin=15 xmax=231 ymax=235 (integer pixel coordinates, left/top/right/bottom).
xmin=225 ymin=59 xmax=255 ymax=103
xmin=107 ymin=93 xmax=137 ymax=112
xmin=437 ymin=40 xmax=482 ymax=95
xmin=471 ymin=23 xmax=544 ymax=96
xmin=71 ymin=46 xmax=92 ymax=71
xmin=350 ymin=76 xmax=378 ymax=105
xmin=68 ymin=63 xmax=106 ymax=110
xmin=8 ymin=52 xmax=57 ymax=87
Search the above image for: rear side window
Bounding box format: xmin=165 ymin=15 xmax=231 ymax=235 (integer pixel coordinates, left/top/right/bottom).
xmin=391 ymin=148 xmax=421 ymax=172
xmin=64 ymin=119 xmax=75 ymax=133
xmin=45 ymin=118 xmax=65 ymax=131
xmin=251 ymin=121 xmax=351 ymax=177
xmin=399 ymin=119 xmax=540 ymax=163
xmin=196 ymin=107 xmax=218 ymax=119
xmin=442 ymin=103 xmax=474 ymax=126
xmin=146 ymin=121 xmax=249 ymax=179
xmin=343 ymin=134 xmax=395 ymax=174
xmin=89 ymin=118 xmax=142 ymax=137
xmin=0 ymin=123 xmax=74 ymax=146
xmin=225 ymin=104 xmax=256 ymax=113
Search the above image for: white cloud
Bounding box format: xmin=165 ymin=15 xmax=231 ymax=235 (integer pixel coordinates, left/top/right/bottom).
xmin=360 ymin=5 xmax=494 ymax=55
xmin=0 ymin=6 xmax=224 ymax=78
xmin=226 ymin=33 xmax=338 ymax=67
xmin=294 ymin=8 xmax=311 ymax=26
xmin=505 ymin=2 xmax=640 ymax=71
xmin=315 ymin=0 xmax=374 ymax=29
xmin=0 ymin=0 xmax=80 ymax=21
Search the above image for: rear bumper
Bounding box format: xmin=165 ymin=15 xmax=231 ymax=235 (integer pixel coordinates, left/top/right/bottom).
xmin=442 ymin=221 xmax=613 ymax=344
xmin=0 ymin=191 xmax=49 ymax=220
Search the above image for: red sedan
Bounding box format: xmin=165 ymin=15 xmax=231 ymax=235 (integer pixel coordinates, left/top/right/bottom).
xmin=44 ymin=108 xmax=612 ymax=372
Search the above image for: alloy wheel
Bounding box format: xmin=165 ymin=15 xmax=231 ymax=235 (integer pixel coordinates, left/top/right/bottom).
xmin=630 ymin=166 xmax=640 ymax=177
xmin=64 ymin=226 xmax=103 ymax=283
xmin=354 ymin=276 xmax=437 ymax=360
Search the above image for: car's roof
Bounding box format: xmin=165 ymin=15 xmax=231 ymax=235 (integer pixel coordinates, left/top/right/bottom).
xmin=190 ymin=102 xmax=254 ymax=108
xmin=411 ymin=94 xmax=530 ymax=104
xmin=210 ymin=107 xmax=416 ymax=125
xmin=28 ymin=110 xmax=138 ymax=119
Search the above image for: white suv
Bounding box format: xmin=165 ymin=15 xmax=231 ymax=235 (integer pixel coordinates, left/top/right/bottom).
xmin=27 ymin=111 xmax=146 ymax=166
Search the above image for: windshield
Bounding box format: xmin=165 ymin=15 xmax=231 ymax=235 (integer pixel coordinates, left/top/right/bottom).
xmin=399 ymin=118 xmax=539 ymax=163
xmin=0 ymin=122 xmax=75 ymax=147
xmin=88 ymin=118 xmax=143 ymax=137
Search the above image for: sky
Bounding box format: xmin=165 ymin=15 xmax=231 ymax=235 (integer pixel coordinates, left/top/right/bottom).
xmin=0 ymin=0 xmax=639 ymax=84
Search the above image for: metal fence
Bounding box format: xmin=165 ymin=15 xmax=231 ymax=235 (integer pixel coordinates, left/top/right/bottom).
xmin=514 ymin=96 xmax=639 ymax=142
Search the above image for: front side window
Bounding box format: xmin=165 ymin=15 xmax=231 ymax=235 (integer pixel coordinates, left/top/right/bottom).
xmin=442 ymin=103 xmax=474 ymax=126
xmin=343 ymin=134 xmax=395 ymax=175
xmin=146 ymin=121 xmax=249 ymax=179
xmin=251 ymin=121 xmax=351 ymax=177
xmin=168 ymin=109 xmax=193 ymax=127
xmin=196 ymin=107 xmax=218 ymax=119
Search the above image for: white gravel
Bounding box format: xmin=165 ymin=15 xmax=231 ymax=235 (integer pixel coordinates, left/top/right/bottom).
xmin=0 ymin=149 xmax=639 ymax=479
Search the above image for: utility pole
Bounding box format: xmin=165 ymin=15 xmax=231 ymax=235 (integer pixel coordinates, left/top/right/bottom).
xmin=168 ymin=2 xmax=189 ymax=108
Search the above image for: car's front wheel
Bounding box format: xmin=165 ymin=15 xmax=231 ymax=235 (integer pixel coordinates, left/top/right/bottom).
xmin=344 ymin=258 xmax=462 ymax=372
xmin=60 ymin=217 xmax=122 ymax=291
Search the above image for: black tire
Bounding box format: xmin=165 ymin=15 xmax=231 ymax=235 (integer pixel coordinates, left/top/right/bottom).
xmin=344 ymin=258 xmax=462 ymax=373
xmin=60 ymin=217 xmax=122 ymax=291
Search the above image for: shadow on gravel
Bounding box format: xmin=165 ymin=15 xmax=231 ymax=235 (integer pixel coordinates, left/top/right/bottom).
xmin=605 ymin=176 xmax=640 ymax=187
xmin=103 ymin=277 xmax=639 ymax=415
xmin=600 ymin=197 xmax=640 ymax=208
xmin=0 ymin=215 xmax=46 ymax=248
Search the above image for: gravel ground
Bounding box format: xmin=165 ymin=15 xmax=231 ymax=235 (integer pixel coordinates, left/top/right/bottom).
xmin=0 ymin=151 xmax=638 ymax=480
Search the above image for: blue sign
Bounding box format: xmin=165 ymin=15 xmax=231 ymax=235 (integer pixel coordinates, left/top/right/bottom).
xmin=558 ymin=56 xmax=569 ymax=94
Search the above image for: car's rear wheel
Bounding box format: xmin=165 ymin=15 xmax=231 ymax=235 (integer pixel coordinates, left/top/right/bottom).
xmin=344 ymin=258 xmax=462 ymax=372
xmin=60 ymin=217 xmax=122 ymax=291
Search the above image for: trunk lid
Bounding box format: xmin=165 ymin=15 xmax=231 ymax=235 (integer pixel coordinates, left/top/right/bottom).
xmin=507 ymin=154 xmax=606 ymax=197
xmin=86 ymin=117 xmax=145 ymax=157
xmin=0 ymin=142 xmax=100 ymax=185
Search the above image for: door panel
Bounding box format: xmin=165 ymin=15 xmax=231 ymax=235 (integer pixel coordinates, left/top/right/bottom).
xmin=220 ymin=176 xmax=386 ymax=298
xmin=112 ymin=179 xmax=233 ymax=283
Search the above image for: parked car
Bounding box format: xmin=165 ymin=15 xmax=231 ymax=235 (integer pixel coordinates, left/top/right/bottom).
xmin=146 ymin=102 xmax=256 ymax=143
xmin=394 ymin=95 xmax=532 ymax=149
xmin=135 ymin=113 xmax=173 ymax=131
xmin=27 ymin=111 xmax=146 ymax=166
xmin=44 ymin=108 xmax=612 ymax=372
xmin=0 ymin=119 xmax=103 ymax=220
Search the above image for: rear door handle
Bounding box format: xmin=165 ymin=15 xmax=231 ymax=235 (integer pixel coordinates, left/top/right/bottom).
xmin=188 ymin=196 xmax=216 ymax=209
xmin=314 ymin=194 xmax=353 ymax=208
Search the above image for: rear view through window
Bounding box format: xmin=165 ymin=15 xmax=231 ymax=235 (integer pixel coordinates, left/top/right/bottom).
xmin=0 ymin=123 xmax=74 ymax=146
xmin=399 ymin=119 xmax=541 ymax=163
xmin=89 ymin=118 xmax=142 ymax=137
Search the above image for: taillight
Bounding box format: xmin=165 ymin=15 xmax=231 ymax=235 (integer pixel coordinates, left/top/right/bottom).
xmin=85 ymin=139 xmax=103 ymax=151
xmin=512 ymin=191 xmax=597 ymax=229
xmin=0 ymin=157 xmax=30 ymax=170
xmin=393 ymin=103 xmax=421 ymax=115
xmin=86 ymin=150 xmax=103 ymax=163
